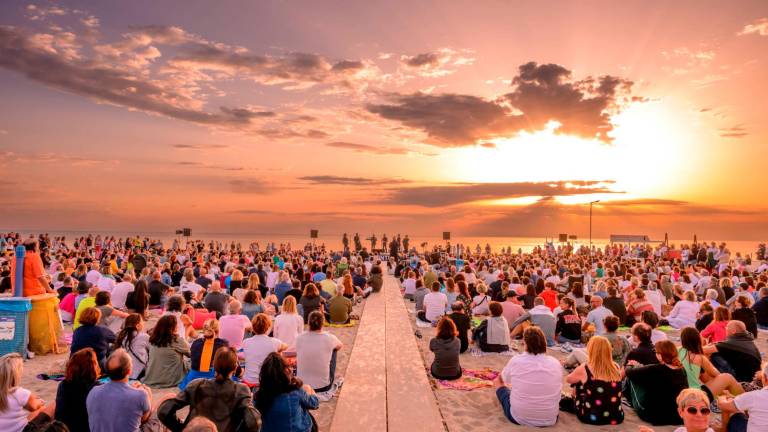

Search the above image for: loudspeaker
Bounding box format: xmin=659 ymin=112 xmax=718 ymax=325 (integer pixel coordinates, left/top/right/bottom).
xmin=442 ymin=232 xmax=451 ymax=241
xmin=559 ymin=233 xmax=568 ymax=242
xmin=183 ymin=228 xmax=191 ymax=237
xmin=310 ymin=229 xmax=319 ymax=239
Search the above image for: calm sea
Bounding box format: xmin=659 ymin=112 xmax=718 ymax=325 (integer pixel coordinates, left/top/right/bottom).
xmin=13 ymin=230 xmax=763 ymax=256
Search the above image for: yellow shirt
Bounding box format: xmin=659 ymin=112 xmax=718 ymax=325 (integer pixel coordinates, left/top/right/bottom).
xmin=73 ymin=296 xmax=96 ymax=330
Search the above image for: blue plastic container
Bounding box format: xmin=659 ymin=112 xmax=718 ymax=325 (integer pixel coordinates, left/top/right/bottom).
xmin=0 ymin=297 xmax=32 ymax=357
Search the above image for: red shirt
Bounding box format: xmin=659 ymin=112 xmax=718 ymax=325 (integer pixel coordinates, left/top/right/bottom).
xmin=540 ymin=289 xmax=558 ymax=310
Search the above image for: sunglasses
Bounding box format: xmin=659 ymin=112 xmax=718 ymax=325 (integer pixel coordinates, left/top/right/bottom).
xmin=685 ymin=406 xmax=711 ymax=415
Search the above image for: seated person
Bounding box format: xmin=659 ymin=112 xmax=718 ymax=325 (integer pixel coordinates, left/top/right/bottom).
xmin=704 ymin=320 xmax=762 ymax=383
xmin=299 ymin=283 xmax=325 ymax=323
xmin=202 ymin=282 xmax=229 ymax=317
xmin=510 ymin=297 xmax=556 ymax=346
xmin=603 ymin=286 xmax=627 ymax=325
xmin=678 ymin=327 xmax=743 ymax=402
xmin=564 ymin=336 xmax=624 ymax=425
xmin=296 ymin=311 xmax=343 ymax=392
xmin=555 ymin=297 xmax=581 ymax=345
xmin=625 ymin=323 xmax=659 ymax=366
xmin=143 ymin=315 xmax=191 ymax=388
xmin=626 ymin=288 xmax=655 ymax=326
xmin=495 ymin=327 xmax=562 ymax=427
xmin=447 ymin=302 xmax=471 ymax=353
xmin=641 ymin=310 xmax=668 ymax=344
xmin=563 ymin=315 xmax=631 ymax=368
xmin=470 ymin=283 xmax=491 ymax=315
xmin=624 ymin=340 xmax=689 ymax=426
xmin=429 ymin=317 xmax=462 ymax=380
xmin=583 ymin=295 xmax=613 ymax=336
xmin=731 ymin=294 xmax=758 ymax=338
xmin=472 ymin=302 xmax=510 ymax=352
xmin=418 ymin=281 xmax=448 ymax=323
xmin=718 ymin=361 xmax=768 ymax=432
xmin=273 ymin=296 xmax=304 ymax=353
xmin=328 ymin=285 xmax=353 ymax=324
xmin=700 ymin=306 xmax=730 ymax=344
xmin=667 ymin=290 xmax=700 ymax=329
xmin=70 ymin=306 xmax=116 ymax=370
xmin=159 ymin=348 xmax=261 ymax=432
xmin=242 ymin=314 xmax=287 ymax=387
xmin=674 ymin=388 xmax=715 ymax=432
xmin=219 ymin=300 xmax=253 ymax=350
xmin=695 ymin=302 xmax=714 ymax=332
xmin=255 ymin=353 xmax=319 ymax=432
xmin=179 ymin=319 xmax=230 ymax=390
xmin=86 ymin=349 xmax=152 ymax=431
xmin=0 ymin=353 xmax=56 ymax=432
xmin=94 ymin=291 xmax=129 ymax=332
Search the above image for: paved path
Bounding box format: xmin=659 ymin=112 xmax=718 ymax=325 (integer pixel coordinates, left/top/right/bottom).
xmin=331 ymin=272 xmax=445 ymax=432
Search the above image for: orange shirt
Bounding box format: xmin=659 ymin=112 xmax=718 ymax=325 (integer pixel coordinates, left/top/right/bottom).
xmin=11 ymin=251 xmax=47 ymax=297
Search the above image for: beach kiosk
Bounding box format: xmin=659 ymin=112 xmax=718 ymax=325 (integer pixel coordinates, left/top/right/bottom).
xmin=0 ymin=246 xmax=32 ymax=357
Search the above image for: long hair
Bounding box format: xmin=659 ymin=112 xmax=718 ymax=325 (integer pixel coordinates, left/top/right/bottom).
xmin=133 ymin=279 xmax=149 ymax=313
xmin=0 ymin=353 xmax=23 ymax=412
xmin=587 ymin=336 xmax=621 ymax=382
xmin=281 ymin=295 xmax=297 ymax=314
xmin=680 ymin=326 xmax=704 ymax=355
xmin=65 ymin=348 xmax=100 ymax=383
xmin=150 ymin=315 xmax=178 ymax=347
xmin=342 ymin=274 xmax=354 ymax=296
xmin=255 ymin=352 xmax=303 ymax=413
xmin=115 ymin=313 xmax=143 ymax=351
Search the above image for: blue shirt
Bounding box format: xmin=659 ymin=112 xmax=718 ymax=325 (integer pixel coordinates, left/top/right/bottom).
xmin=274 ymin=282 xmax=293 ymax=304
xmin=86 ymin=381 xmax=149 ymax=432
xmin=261 ymin=389 xmax=319 ymax=432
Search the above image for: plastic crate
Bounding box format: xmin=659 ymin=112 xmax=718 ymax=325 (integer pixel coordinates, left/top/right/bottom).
xmin=0 ymin=298 xmax=32 ymax=357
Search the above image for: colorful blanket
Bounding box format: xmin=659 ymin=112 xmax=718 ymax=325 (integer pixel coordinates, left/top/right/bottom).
xmin=436 ymin=368 xmax=500 ymax=391
xmin=327 ymin=320 xmax=358 ymax=328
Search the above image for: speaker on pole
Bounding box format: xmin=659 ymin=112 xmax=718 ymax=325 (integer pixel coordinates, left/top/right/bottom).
xmin=310 ymin=229 xmax=319 ymax=239
xmin=442 ymin=232 xmax=451 ymax=241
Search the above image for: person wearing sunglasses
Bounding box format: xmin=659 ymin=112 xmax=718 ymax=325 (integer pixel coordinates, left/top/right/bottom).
xmin=674 ymin=388 xmax=716 ymax=432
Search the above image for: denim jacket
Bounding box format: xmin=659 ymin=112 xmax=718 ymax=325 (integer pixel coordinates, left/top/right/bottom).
xmin=261 ymin=389 xmax=319 ymax=432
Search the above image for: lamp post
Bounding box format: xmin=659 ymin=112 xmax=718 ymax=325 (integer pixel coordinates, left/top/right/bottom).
xmin=589 ymin=200 xmax=600 ymax=262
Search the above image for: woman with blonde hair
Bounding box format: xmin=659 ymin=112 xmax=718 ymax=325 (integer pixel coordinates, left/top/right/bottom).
xmin=274 ymin=296 xmax=304 ymax=352
xmin=0 ymin=353 xmax=56 ymax=431
xmin=179 ymin=318 xmax=230 ymax=390
xmin=674 ymin=388 xmax=714 ymax=432
xmin=565 ymin=336 xmax=624 ymax=425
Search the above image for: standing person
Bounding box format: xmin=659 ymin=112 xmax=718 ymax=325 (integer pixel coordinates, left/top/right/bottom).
xmin=296 ymin=311 xmax=343 ymax=392
xmin=55 ymin=348 xmax=101 ymax=432
xmin=143 ymin=315 xmax=191 ymax=388
xmin=0 ymin=353 xmax=56 ymax=432
xmin=242 ymin=314 xmax=287 ymax=387
xmin=10 ymin=238 xmax=53 ymax=297
xmin=158 ymin=348 xmax=261 ymax=432
xmin=86 ymin=349 xmax=152 ymax=432
xmin=564 ymin=336 xmax=624 ymax=425
xmin=256 ymin=353 xmax=319 ymax=432
xmin=494 ymin=327 xmax=562 ymax=427
xmin=429 ymin=317 xmax=462 ymax=380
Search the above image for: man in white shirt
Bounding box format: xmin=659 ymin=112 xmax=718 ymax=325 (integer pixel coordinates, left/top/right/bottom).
xmin=86 ymin=263 xmax=102 ymax=285
xmin=584 ymin=296 xmax=613 ymax=335
xmin=296 ymin=311 xmax=343 ymax=392
xmin=495 ymin=326 xmax=562 ymax=427
xmin=718 ymin=360 xmax=768 ymax=432
xmin=111 ymin=274 xmax=135 ymax=310
xmin=418 ymin=281 xmax=447 ymax=323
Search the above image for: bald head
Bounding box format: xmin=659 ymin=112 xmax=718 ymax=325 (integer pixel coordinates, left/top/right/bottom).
xmin=106 ymin=348 xmax=132 ymax=381
xmin=726 ymin=320 xmax=746 ymax=336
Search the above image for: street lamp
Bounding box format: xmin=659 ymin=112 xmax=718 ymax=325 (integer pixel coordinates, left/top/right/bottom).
xmin=589 ymin=200 xmax=601 ymax=262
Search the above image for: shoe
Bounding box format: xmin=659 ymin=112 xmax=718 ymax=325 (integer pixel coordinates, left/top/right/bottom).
xmin=559 ymin=343 xmax=572 ymax=354
xmin=710 ymin=400 xmax=721 ymax=414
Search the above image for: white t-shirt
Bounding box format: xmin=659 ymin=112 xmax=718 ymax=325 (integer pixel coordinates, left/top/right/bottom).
xmin=501 ymin=352 xmax=563 ymax=427
xmin=242 ymin=334 xmax=283 ymax=383
xmin=111 ymin=282 xmax=134 ymax=309
xmin=273 ymin=313 xmax=304 ymax=350
xmin=734 ymin=388 xmax=768 ymax=431
xmin=86 ymin=270 xmax=102 ymax=285
xmin=266 ymin=272 xmax=279 ymax=289
xmin=472 ymin=295 xmax=490 ymax=315
xmin=402 ymin=278 xmax=417 ymax=296
xmin=296 ymin=331 xmax=341 ymax=389
xmin=423 ymin=292 xmax=448 ymax=321
xmin=180 ymin=281 xmax=203 ymax=295
xmin=0 ymin=387 xmax=32 ymax=432
xmin=97 ymin=276 xmax=116 ymax=294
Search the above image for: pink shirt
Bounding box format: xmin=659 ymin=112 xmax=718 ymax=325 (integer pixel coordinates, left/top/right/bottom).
xmin=701 ymin=320 xmax=728 ymax=343
xmin=219 ymin=314 xmax=251 ymax=349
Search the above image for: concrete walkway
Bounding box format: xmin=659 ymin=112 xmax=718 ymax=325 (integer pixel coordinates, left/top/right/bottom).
xmin=330 ymin=272 xmax=445 ymax=432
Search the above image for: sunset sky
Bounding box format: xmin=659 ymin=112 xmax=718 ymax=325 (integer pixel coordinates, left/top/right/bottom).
xmin=1 ymin=0 xmax=766 ymax=240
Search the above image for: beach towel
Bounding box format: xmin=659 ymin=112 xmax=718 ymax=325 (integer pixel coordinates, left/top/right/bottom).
xmin=436 ymin=368 xmax=500 ymax=391
xmin=326 ymin=320 xmax=358 ymax=328
xmin=416 ymin=319 xmax=433 ymax=328
xmin=36 ymin=373 xmax=65 ymax=382
xmin=468 ymin=347 xmax=516 ymax=357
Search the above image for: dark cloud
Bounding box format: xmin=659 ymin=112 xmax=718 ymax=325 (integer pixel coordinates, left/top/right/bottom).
xmin=382 ymin=180 xmax=618 ymax=207
xmin=718 ymin=125 xmax=748 ymax=138
xmin=172 ymin=144 xmax=229 ymax=149
xmin=325 ymin=141 xmax=410 ymax=155
xmin=228 ymin=179 xmax=272 ymax=193
xmin=403 ymin=52 xmax=440 ymax=68
xmin=367 ymin=62 xmax=637 ymax=146
xmin=299 ymin=175 xmax=412 ymax=186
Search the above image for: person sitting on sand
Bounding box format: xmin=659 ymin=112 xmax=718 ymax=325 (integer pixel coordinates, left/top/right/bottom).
xmin=55 ymin=348 xmax=100 ymax=432
xmin=473 ymin=301 xmax=510 ymax=352
xmin=114 ymin=313 xmax=150 ymax=380
xmin=256 ymin=353 xmax=319 ymax=432
xmin=446 ymin=302 xmax=471 ymax=353
xmin=700 ymin=306 xmax=729 ymax=344
xmin=299 ymin=283 xmax=325 ymax=323
xmin=703 ymin=320 xmax=762 ymax=383
xmin=242 ymin=314 xmax=287 ymax=387
xmin=158 ymin=348 xmax=261 ymax=432
xmin=179 ymin=319 xmax=230 ymax=390
xmin=0 ymin=353 xmax=56 ymax=432
xmin=296 ymin=311 xmax=343 ymax=392
xmin=678 ymin=327 xmax=743 ymax=402
xmin=495 ymin=327 xmax=562 ymax=427
xmin=273 ymin=296 xmax=304 ymax=353
xmin=624 ymin=340 xmax=689 ymax=426
xmin=555 ymin=297 xmax=581 ymax=346
xmin=418 ymin=281 xmax=447 ymax=324
xmin=625 ymin=323 xmax=659 ymax=366
xmin=143 ymin=315 xmax=191 ymax=388
xmin=510 ymin=297 xmax=557 ymax=346
xmin=470 ymin=282 xmax=491 ymax=315
xmin=219 ymin=300 xmax=253 ymax=350
xmin=564 ymin=336 xmax=624 ymax=425
xmin=328 ymin=284 xmax=353 ymax=324
xmin=717 ymin=361 xmax=768 ymax=432
xmin=86 ymin=349 xmax=152 ymax=432
xmin=202 ymin=281 xmax=229 ymax=318
xmin=429 ymin=317 xmax=462 ymax=381
xmin=401 ymin=271 xmax=417 ymax=300
xmin=70 ymin=307 xmax=116 ymax=370
xmin=668 ymin=290 xmax=700 ymax=329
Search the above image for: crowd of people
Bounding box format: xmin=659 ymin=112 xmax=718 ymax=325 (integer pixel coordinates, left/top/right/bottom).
xmin=0 ymin=232 xmax=767 ymax=431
